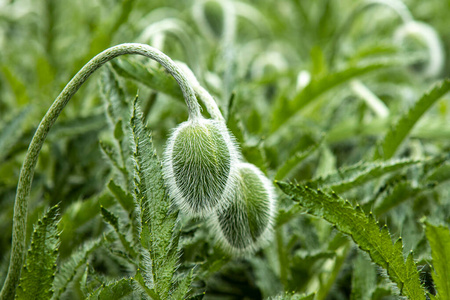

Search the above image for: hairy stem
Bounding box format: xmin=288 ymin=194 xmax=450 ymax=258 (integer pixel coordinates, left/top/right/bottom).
xmin=0 ymin=43 xmax=200 ymax=300
xmin=176 ymin=61 xmax=225 ymax=122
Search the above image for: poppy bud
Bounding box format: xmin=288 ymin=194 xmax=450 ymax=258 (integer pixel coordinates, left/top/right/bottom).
xmin=211 ymin=162 xmax=276 ymax=255
xmin=163 ymin=117 xmax=239 ymax=217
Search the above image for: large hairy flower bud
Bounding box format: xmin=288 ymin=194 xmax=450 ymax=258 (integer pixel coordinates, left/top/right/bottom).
xmin=211 ymin=162 xmax=276 ymax=255
xmin=163 ymin=117 xmax=239 ymax=217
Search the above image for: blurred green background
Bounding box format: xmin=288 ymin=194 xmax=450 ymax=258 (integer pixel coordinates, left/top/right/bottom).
xmin=1 ymin=0 xmax=449 ymax=298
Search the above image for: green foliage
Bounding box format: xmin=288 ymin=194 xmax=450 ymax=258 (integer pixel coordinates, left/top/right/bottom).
xmin=111 ymin=58 xmax=184 ymax=100
xmin=275 ymin=142 xmax=320 ymax=180
xmin=276 ymin=182 xmax=425 ymax=299
xmin=425 ymin=222 xmax=450 ymax=300
xmin=271 ymin=59 xmax=405 ymax=133
xmin=87 ymin=278 xmax=134 ymax=300
xmin=374 ymin=79 xmax=450 ymax=159
xmin=305 ymin=157 xmax=423 ymax=192
xmin=52 ymin=238 xmax=103 ymax=299
xmin=0 ymin=107 xmax=30 ymax=162
xmin=15 ymin=205 xmax=60 ymax=300
xmin=351 ymin=252 xmax=376 ymax=300
xmin=107 ymin=180 xmax=134 ymax=214
xmin=1 ymin=0 xmax=450 ymax=299
xmin=100 ymin=206 xmax=137 ymax=257
xmin=131 ymin=97 xmax=182 ymax=299
xmin=272 ymin=292 xmax=316 ymax=300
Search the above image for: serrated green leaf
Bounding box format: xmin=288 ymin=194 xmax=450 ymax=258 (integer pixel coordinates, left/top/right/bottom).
xmin=87 ymin=277 xmax=134 ymax=300
xmin=276 ymin=181 xmax=425 ymax=299
xmin=100 ymin=66 xmax=133 ymax=186
xmin=0 ymin=107 xmax=31 ymax=162
xmin=101 ymin=66 xmax=129 ymax=124
xmin=50 ymin=113 xmax=107 ymax=138
xmin=306 ymin=158 xmax=422 ymax=193
xmin=425 ymin=222 xmax=450 ymax=300
xmin=133 ymin=270 xmax=159 ymax=300
xmin=15 ymin=205 xmax=60 ymax=300
xmin=131 ymin=96 xmax=180 ymax=298
xmin=59 ymin=192 xmax=114 ymax=252
xmin=99 ymin=140 xmax=126 ymax=174
xmin=373 ymin=181 xmax=422 ymax=215
xmin=271 ymin=60 xmax=402 ymax=133
xmin=52 ymin=238 xmax=103 ymax=299
xmin=169 ymin=269 xmax=193 ymax=300
xmin=426 ymin=161 xmax=450 ymax=184
xmin=374 ymin=79 xmax=450 ymax=160
xmin=100 ymin=206 xmax=137 ymax=257
xmin=107 ymin=180 xmax=134 ymax=214
xmin=273 ymin=292 xmax=316 ymax=300
xmin=275 ymin=142 xmax=320 ymax=180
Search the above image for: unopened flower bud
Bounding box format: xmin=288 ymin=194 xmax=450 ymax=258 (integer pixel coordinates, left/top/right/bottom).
xmin=163 ymin=117 xmax=239 ymax=217
xmin=211 ymin=163 xmax=276 ymax=255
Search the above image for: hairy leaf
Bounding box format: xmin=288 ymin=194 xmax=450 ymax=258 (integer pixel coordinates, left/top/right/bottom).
xmin=133 ymin=269 xmax=160 ymax=299
xmin=425 ymin=222 xmax=450 ymax=300
xmin=0 ymin=107 xmax=30 ymax=162
xmin=275 ymin=142 xmax=320 ymax=180
xmin=273 ymin=292 xmax=316 ymax=300
xmin=351 ymin=252 xmax=376 ymax=300
xmin=100 ymin=206 xmax=137 ymax=257
xmin=169 ymin=270 xmax=193 ymax=300
xmin=52 ymin=238 xmax=103 ymax=299
xmin=15 ymin=205 xmax=60 ymax=300
xmin=276 ymin=181 xmax=425 ymax=299
xmin=107 ymin=180 xmax=135 ymax=214
xmin=374 ymin=79 xmax=450 ymax=160
xmin=131 ymin=96 xmax=181 ymax=298
xmin=272 ymin=59 xmax=402 ymax=132
xmin=87 ymin=277 xmax=134 ymax=300
xmin=99 ymin=140 xmax=126 ymax=174
xmin=101 ymin=66 xmax=129 ymax=124
xmin=306 ymin=158 xmax=422 ymax=192
xmin=373 ymin=181 xmax=423 ymax=215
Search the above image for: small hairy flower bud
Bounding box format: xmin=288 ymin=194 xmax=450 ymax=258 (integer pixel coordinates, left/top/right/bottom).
xmin=163 ymin=117 xmax=239 ymax=217
xmin=211 ymin=163 xmax=276 ymax=255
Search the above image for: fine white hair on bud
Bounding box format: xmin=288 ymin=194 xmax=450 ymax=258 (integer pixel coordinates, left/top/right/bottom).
xmin=163 ymin=116 xmax=240 ymax=217
xmin=210 ymin=162 xmax=276 ymax=255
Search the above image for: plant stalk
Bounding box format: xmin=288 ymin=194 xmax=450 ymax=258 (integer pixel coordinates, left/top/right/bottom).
xmin=0 ymin=43 xmax=201 ymax=300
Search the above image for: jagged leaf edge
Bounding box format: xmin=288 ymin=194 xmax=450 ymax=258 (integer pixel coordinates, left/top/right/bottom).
xmin=15 ymin=205 xmax=60 ymax=300
xmin=374 ymin=79 xmax=450 ymax=160
xmin=130 ymin=96 xmax=180 ymax=298
xmin=276 ymin=181 xmax=425 ymax=300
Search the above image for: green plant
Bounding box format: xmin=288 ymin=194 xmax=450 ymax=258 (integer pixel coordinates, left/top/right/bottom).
xmin=1 ymin=0 xmax=450 ymax=299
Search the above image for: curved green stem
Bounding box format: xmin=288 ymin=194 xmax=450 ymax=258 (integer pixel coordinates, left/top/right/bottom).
xmin=176 ymin=61 xmax=225 ymax=122
xmin=0 ymin=43 xmax=201 ymax=300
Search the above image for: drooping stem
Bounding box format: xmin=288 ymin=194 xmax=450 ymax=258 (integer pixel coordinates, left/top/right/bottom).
xmin=0 ymin=43 xmax=201 ymax=300
xmin=176 ymin=61 xmax=225 ymax=122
